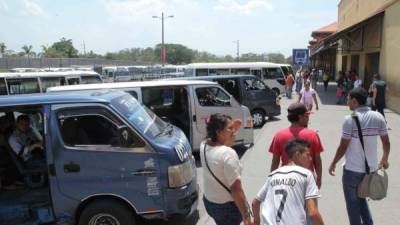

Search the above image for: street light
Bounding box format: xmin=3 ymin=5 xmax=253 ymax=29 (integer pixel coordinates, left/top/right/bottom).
xmin=153 ymin=12 xmax=174 ymax=66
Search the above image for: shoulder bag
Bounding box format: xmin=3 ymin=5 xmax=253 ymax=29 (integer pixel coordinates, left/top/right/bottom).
xmin=352 ymin=113 xmax=388 ymax=200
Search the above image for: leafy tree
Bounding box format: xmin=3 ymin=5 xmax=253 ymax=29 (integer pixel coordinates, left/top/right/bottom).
xmin=21 ymin=45 xmax=35 ymax=58
xmin=0 ymin=42 xmax=6 ymax=57
xmin=154 ymin=43 xmax=193 ymax=64
xmin=285 ymin=56 xmax=293 ymax=64
xmin=265 ymin=53 xmax=285 ymax=63
xmin=46 ymin=38 xmax=79 ymax=58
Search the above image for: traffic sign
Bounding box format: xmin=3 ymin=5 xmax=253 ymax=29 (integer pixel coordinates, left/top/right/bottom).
xmin=292 ymin=49 xmax=309 ymax=65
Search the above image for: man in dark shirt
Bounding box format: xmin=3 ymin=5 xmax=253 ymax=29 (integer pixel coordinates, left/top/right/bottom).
xmin=371 ymin=74 xmax=388 ymax=118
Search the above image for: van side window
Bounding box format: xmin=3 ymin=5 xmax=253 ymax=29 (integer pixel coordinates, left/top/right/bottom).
xmin=142 ymin=88 xmax=173 ymax=107
xmin=40 ymin=77 xmax=65 ymax=91
xmin=264 ymin=68 xmax=284 ymax=79
xmin=57 ymin=108 xmax=146 ymax=152
xmin=0 ymin=78 xmax=7 ymax=95
xmin=196 ymin=69 xmax=208 ymax=76
xmin=244 ymin=79 xmax=266 ymax=91
xmin=81 ymin=75 xmax=102 ymax=84
xmin=217 ymin=79 xmax=240 ymax=102
xmin=7 ymin=78 xmax=40 ymax=94
xmin=196 ymin=87 xmax=231 ymax=107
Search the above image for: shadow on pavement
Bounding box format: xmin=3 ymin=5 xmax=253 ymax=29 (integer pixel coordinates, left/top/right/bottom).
xmin=137 ymin=210 xmax=200 ymax=225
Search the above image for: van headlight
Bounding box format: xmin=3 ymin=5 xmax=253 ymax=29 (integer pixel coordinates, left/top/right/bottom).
xmin=168 ymin=160 xmax=194 ymax=188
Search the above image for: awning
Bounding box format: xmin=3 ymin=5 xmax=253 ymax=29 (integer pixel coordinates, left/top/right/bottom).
xmin=311 ymin=0 xmax=400 ymax=56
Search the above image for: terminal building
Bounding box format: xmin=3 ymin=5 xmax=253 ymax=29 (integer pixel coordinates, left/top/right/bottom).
xmin=310 ymin=0 xmax=400 ymax=113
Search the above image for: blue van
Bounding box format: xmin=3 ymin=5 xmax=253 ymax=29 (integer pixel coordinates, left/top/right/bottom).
xmin=0 ymin=90 xmax=197 ymax=225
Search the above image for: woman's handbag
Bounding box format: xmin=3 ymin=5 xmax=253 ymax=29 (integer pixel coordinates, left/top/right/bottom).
xmin=352 ymin=114 xmax=388 ymax=200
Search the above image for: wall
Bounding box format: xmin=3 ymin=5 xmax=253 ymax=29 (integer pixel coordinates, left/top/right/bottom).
xmin=338 ymin=0 xmax=393 ymax=30
xmin=0 ymin=58 xmax=149 ymax=69
xmin=380 ymin=2 xmax=400 ymax=112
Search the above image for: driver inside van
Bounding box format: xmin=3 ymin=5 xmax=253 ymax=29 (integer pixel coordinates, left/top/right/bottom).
xmin=8 ymin=115 xmax=45 ymax=169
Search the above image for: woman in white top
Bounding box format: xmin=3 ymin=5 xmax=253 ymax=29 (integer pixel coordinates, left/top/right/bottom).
xmin=353 ymin=74 xmax=363 ymax=88
xmin=200 ymin=114 xmax=252 ymax=225
xmin=298 ymin=80 xmax=319 ymax=111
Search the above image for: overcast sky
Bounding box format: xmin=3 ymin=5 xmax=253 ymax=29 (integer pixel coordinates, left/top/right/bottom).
xmin=0 ymin=0 xmax=338 ymax=57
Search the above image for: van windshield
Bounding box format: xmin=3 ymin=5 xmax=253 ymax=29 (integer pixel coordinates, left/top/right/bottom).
xmin=111 ymin=94 xmax=167 ymax=139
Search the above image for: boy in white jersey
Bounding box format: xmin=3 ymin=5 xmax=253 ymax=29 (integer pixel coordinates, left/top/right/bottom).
xmin=252 ymin=139 xmax=324 ymax=225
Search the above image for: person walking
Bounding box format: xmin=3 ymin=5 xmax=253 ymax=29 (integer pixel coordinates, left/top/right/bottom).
xmin=253 ymin=139 xmax=325 ymax=225
xmin=200 ymin=113 xmax=252 ymax=225
xmin=353 ymin=74 xmax=362 ymax=89
xmin=285 ymin=72 xmax=295 ymax=99
xmin=371 ymin=74 xmax=388 ymax=118
xmin=269 ymin=103 xmax=323 ymax=189
xmin=310 ymin=68 xmax=318 ymax=90
xmin=298 ymin=81 xmax=319 ymax=111
xmin=322 ymin=71 xmax=330 ymax=92
xmin=328 ymin=87 xmax=390 ymax=225
xmin=295 ymin=69 xmax=303 ymax=93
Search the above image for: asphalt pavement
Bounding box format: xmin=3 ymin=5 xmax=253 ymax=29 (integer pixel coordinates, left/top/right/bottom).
xmin=139 ymin=82 xmax=400 ymax=225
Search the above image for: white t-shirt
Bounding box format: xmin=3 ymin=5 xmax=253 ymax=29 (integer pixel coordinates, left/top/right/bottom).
xmin=256 ymin=165 xmax=320 ymax=225
xmin=341 ymin=107 xmax=388 ymax=173
xmin=200 ymin=141 xmax=242 ymax=203
xmin=300 ymin=88 xmax=316 ymax=107
xmin=354 ymin=79 xmax=362 ymax=88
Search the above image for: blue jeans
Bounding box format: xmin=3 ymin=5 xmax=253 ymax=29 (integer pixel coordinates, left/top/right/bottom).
xmin=203 ymin=197 xmax=242 ymax=225
xmin=286 ymin=86 xmax=293 ymax=99
xmin=342 ymin=169 xmax=373 ymax=225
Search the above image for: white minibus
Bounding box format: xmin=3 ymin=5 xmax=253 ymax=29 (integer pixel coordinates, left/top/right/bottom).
xmin=0 ymin=70 xmax=102 ymax=95
xmin=48 ymin=80 xmax=254 ymax=152
xmin=184 ymin=62 xmax=287 ymax=95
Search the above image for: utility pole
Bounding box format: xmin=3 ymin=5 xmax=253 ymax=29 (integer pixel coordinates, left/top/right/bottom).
xmin=83 ymin=40 xmax=86 ymax=56
xmin=153 ymin=12 xmax=174 ymax=66
xmin=233 ymin=40 xmax=240 ymax=62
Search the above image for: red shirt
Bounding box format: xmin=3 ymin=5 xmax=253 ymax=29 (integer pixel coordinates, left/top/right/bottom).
xmin=268 ymin=126 xmax=323 ymax=172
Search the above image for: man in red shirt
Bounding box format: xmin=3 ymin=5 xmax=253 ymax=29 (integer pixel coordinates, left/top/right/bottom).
xmin=269 ymin=103 xmax=323 ymax=188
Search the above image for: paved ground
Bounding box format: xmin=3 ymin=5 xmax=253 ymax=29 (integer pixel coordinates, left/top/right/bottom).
xmin=139 ymin=82 xmax=400 ymax=225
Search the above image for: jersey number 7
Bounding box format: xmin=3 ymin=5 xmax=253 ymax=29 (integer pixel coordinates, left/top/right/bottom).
xmin=275 ymin=189 xmax=288 ymax=222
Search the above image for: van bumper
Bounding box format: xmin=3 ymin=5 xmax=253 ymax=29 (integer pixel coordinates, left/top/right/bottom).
xmin=164 ymin=180 xmax=199 ymax=218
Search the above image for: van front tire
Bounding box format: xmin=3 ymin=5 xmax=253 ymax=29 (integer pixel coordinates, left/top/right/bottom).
xmin=252 ymin=110 xmax=266 ymax=128
xmin=78 ymin=199 xmax=136 ymax=225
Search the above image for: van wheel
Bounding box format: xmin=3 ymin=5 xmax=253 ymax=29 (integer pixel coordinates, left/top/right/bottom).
xmin=252 ymin=110 xmax=265 ymax=128
xmin=272 ymin=88 xmax=280 ymax=95
xmin=79 ymin=200 xmax=136 ymax=225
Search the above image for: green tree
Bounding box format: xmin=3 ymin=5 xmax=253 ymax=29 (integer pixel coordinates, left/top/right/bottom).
xmin=265 ymin=53 xmax=285 ymax=63
xmin=0 ymin=42 xmax=6 ymax=57
xmin=285 ymin=56 xmax=293 ymax=64
xmin=21 ymin=45 xmax=35 ymax=58
xmin=47 ymin=38 xmax=79 ymax=58
xmin=155 ymin=43 xmax=193 ymax=64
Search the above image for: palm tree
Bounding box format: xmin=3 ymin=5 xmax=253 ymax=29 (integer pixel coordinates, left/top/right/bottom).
xmin=22 ymin=45 xmax=33 ymax=58
xmin=0 ymin=42 xmax=6 ymax=58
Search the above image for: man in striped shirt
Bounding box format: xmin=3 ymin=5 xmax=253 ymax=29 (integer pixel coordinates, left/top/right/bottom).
xmin=329 ymin=87 xmax=390 ymax=225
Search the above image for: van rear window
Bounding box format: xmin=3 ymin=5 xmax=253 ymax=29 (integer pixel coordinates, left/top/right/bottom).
xmin=7 ymin=78 xmax=40 ymax=94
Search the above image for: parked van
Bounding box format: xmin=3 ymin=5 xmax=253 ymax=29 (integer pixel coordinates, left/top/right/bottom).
xmin=0 ymin=71 xmax=103 ymax=96
xmin=48 ymin=80 xmax=254 ymax=152
xmin=168 ymin=75 xmax=281 ymax=127
xmin=184 ymin=62 xmax=287 ymax=95
xmin=0 ymin=90 xmax=197 ymax=225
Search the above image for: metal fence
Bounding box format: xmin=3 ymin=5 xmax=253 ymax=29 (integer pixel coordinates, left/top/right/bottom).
xmin=0 ymin=58 xmax=150 ymax=70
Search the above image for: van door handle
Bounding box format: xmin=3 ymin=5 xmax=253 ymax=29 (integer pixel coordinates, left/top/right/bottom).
xmin=131 ymin=169 xmax=156 ymax=176
xmin=64 ymin=162 xmax=80 ymax=173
